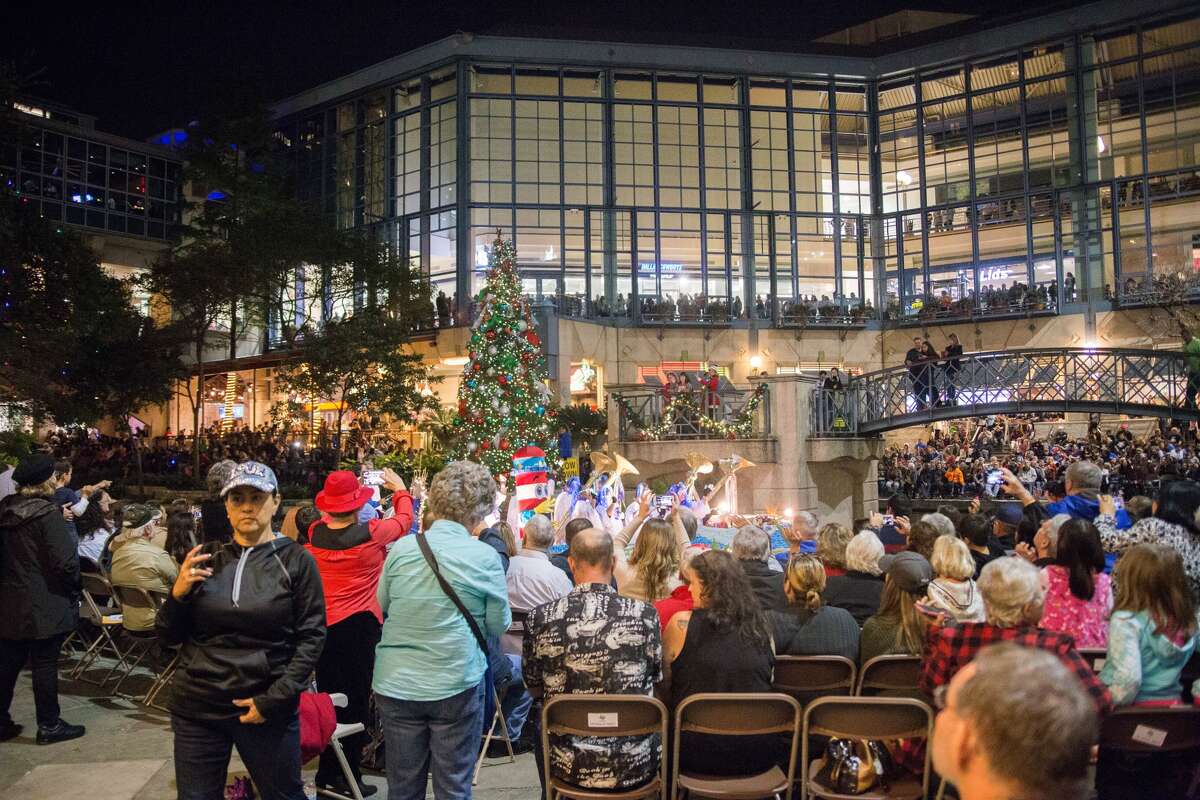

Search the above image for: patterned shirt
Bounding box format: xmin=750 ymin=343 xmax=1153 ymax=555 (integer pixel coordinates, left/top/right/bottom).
xmin=920 ymin=621 xmax=1113 ymax=715
xmin=1038 ymin=566 xmax=1112 ymax=648
xmin=523 ymin=583 xmax=663 ymax=790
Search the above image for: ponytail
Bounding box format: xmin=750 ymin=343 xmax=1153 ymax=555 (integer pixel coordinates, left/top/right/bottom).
xmin=804 ymin=589 xmax=822 ymax=612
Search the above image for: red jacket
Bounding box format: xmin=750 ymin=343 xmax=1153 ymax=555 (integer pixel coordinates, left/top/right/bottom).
xmin=305 ymin=491 xmax=413 ymax=626
xmin=654 ymin=584 xmax=694 ymax=632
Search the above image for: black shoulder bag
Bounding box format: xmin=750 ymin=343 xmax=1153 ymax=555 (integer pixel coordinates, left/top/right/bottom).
xmin=414 ymin=532 xmax=490 ymax=658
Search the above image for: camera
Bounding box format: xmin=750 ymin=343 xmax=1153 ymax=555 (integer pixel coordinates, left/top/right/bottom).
xmin=652 ymin=494 xmax=675 ymax=518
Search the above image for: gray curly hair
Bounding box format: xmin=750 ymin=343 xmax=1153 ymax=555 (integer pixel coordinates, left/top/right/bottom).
xmin=427 ymin=461 xmax=498 ymax=530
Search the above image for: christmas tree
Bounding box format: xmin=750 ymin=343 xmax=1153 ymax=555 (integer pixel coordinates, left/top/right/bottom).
xmin=453 ymin=235 xmax=558 ymax=475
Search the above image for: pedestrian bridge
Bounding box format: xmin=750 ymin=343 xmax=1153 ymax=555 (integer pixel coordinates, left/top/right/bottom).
xmin=811 ymin=348 xmax=1200 ymax=436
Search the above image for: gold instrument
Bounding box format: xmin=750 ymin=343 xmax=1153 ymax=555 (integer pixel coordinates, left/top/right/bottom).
xmin=683 ymin=451 xmax=714 ymax=494
xmin=718 ymin=454 xmax=757 ymax=476
xmin=582 ymin=452 xmax=615 ymax=492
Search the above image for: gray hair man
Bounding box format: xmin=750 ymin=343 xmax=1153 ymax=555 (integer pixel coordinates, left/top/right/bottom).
xmin=786 ymin=510 xmax=819 ymax=560
xmin=1016 ymin=513 xmax=1069 ymax=567
xmin=506 ymin=514 xmax=573 ymax=645
xmin=1001 ymin=458 xmax=1102 ymax=535
xmin=931 ymin=644 xmax=1098 ymax=800
xmin=732 ymin=525 xmax=787 ymax=611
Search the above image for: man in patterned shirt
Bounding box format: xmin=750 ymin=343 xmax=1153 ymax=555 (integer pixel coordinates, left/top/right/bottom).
xmin=920 ymin=557 xmax=1112 ymax=716
xmin=523 ymin=527 xmax=663 ymax=792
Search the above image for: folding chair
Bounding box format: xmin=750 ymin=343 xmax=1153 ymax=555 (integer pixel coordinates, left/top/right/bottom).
xmin=671 ymin=692 xmax=802 ymax=800
xmin=800 ymin=697 xmax=933 ymax=800
xmin=1077 ymin=647 xmax=1107 ymax=674
xmin=472 ymin=685 xmax=515 ymax=785
xmin=542 ymin=694 xmax=669 ymax=800
xmin=70 ymin=572 xmax=130 ymax=685
xmin=1099 ymin=705 xmax=1200 ymax=753
xmin=316 ymin=692 xmax=366 ymax=800
xmin=108 ymin=585 xmax=174 ymax=704
xmin=773 ymin=656 xmax=857 ymax=707
xmin=855 ymin=656 xmax=922 ymax=696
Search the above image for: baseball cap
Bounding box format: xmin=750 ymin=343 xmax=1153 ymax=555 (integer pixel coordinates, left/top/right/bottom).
xmin=878 ymin=551 xmax=933 ymax=593
xmin=993 ymin=503 xmax=1024 ymax=525
xmin=221 ymin=461 xmax=279 ymax=497
xmin=121 ymin=503 xmax=158 ymax=530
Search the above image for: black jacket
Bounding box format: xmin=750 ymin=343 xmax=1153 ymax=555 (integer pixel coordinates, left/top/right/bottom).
xmin=769 ymin=605 xmax=861 ymax=662
xmin=823 ymin=571 xmax=885 ymax=626
xmin=0 ymin=495 xmax=80 ymax=640
xmin=739 ymin=559 xmax=788 ymax=611
xmin=157 ymin=536 xmax=326 ymax=722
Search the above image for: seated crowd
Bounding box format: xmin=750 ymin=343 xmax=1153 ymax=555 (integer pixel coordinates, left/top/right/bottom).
xmin=1 ymin=449 xmax=1199 ymax=800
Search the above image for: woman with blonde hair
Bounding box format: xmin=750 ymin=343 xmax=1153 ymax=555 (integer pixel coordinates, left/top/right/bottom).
xmin=616 ymin=491 xmax=690 ymax=601
xmin=769 ymin=555 xmax=859 ymax=660
xmin=823 ymin=530 xmax=886 ymax=625
xmin=816 ymin=522 xmax=854 ymax=577
xmin=1100 ymin=544 xmax=1199 ymax=706
xmin=923 ymin=535 xmax=985 ymax=622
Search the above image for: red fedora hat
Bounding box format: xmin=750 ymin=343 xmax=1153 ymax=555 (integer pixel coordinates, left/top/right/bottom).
xmin=315 ymin=470 xmax=375 ymax=514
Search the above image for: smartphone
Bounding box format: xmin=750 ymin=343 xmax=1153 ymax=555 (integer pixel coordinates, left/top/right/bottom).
xmin=883 ymin=514 xmax=895 ymax=527
xmin=653 ymin=494 xmax=675 ymax=519
xmin=362 ymin=470 xmax=385 ymax=487
xmin=1113 ymin=494 xmax=1124 ymax=511
xmin=984 ymin=469 xmax=1004 ymax=497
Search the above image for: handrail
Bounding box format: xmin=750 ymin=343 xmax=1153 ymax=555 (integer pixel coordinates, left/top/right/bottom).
xmin=810 ymin=348 xmax=1200 ymax=436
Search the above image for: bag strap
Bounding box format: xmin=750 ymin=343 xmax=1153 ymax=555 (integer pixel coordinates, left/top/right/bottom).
xmin=415 ymin=531 xmax=489 ymax=656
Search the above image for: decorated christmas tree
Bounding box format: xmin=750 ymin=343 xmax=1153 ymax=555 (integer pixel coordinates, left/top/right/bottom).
xmin=453 ymin=235 xmax=558 ymax=475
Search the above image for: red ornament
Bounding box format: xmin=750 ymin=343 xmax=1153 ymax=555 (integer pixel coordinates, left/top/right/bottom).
xmin=458 ymin=400 xmax=467 ymax=415
xmin=479 ymin=440 xmax=489 ymax=451
xmin=486 ymin=330 xmax=496 ymax=340
xmin=499 ymin=438 xmax=510 ymax=450
xmin=498 ymin=375 xmax=508 ymax=386
xmin=525 ymin=332 xmax=540 ymax=347
xmin=473 ymin=362 xmax=482 ymax=372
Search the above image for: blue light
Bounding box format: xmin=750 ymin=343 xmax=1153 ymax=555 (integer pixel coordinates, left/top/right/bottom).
xmin=71 ymin=194 xmax=82 ymax=203
xmin=207 ymin=190 xmax=227 ymax=201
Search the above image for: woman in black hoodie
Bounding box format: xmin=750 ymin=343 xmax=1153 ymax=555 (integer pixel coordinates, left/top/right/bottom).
xmin=0 ymin=454 xmax=85 ymax=744
xmin=157 ymin=461 xmax=325 ymax=800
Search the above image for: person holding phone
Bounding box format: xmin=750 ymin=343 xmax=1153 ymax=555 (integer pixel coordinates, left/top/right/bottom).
xmin=615 ymin=492 xmax=692 ymax=601
xmin=304 ymin=468 xmax=413 ymax=797
xmin=157 ymin=462 xmax=326 ymax=800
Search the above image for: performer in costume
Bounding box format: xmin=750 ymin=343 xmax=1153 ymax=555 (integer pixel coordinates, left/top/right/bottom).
xmin=510 ymin=446 xmax=552 ymax=538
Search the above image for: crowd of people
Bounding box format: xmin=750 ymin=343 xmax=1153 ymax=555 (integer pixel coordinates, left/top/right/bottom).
xmin=880 ymin=415 xmax=1200 ymax=500
xmin=1 ymin=434 xmax=1199 ymax=800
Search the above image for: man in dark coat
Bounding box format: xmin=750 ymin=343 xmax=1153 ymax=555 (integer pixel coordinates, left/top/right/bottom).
xmin=0 ymin=454 xmax=86 ymax=744
xmin=731 ymin=526 xmax=787 ymax=611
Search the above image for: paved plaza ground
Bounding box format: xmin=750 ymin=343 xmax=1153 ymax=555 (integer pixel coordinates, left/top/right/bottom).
xmin=0 ymin=665 xmax=540 ymax=799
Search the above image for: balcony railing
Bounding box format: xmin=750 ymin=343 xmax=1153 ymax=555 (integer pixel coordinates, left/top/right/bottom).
xmin=615 ymin=385 xmax=771 ymax=441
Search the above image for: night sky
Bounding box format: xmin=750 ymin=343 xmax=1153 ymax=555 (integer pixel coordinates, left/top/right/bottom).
xmin=8 ymin=0 xmax=1064 ymax=141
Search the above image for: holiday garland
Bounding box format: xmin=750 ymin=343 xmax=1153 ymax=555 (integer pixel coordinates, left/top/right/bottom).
xmin=450 ymin=236 xmax=559 ymax=475
xmin=612 ymin=383 xmax=768 ymax=440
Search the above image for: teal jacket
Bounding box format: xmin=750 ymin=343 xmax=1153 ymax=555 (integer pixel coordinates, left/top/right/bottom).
xmin=373 ymin=519 xmax=511 ymax=702
xmin=1100 ymin=609 xmax=1199 ymax=705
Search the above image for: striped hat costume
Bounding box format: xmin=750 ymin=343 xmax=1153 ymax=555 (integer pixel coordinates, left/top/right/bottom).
xmin=512 ymin=446 xmax=550 ymax=536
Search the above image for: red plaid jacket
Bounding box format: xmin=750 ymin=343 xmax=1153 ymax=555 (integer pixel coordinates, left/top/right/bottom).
xmin=920 ymin=621 xmax=1113 ymax=715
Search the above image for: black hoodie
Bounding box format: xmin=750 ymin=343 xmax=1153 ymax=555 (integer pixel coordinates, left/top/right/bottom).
xmin=156 ymin=535 xmax=326 ymax=722
xmin=0 ymin=495 xmax=80 ymax=640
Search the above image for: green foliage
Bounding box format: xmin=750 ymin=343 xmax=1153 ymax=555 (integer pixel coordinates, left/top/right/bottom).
xmin=270 ymin=307 xmax=435 ymax=452
xmin=368 ymin=449 xmax=448 ymax=483
xmin=451 ymin=237 xmax=558 ymax=475
xmin=0 ymin=195 xmax=184 ymax=426
xmin=555 ymin=402 xmax=608 ymax=445
xmin=0 ymin=429 xmax=36 ymax=466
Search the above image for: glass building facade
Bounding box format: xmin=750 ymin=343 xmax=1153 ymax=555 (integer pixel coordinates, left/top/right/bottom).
xmin=272 ymin=7 xmax=1200 ymax=330
xmin=0 ymin=114 xmax=183 ymax=241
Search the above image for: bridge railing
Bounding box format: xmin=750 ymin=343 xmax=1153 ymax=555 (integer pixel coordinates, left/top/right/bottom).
xmin=810 ymin=348 xmax=1198 ymax=436
xmin=615 ymin=385 xmax=771 ymax=441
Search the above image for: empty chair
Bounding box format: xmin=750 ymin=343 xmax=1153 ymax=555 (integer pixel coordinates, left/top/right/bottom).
xmin=71 ymin=572 xmax=130 ymax=685
xmin=856 ymin=655 xmax=922 ymax=696
xmin=318 ymin=692 xmax=367 ymax=800
xmin=773 ymin=655 xmax=857 ymax=707
xmin=801 ymin=696 xmax=933 ymax=800
xmin=1076 ymin=647 xmax=1107 ymax=674
xmin=1099 ymin=705 xmax=1200 ymax=753
xmin=671 ymin=692 xmax=801 ymax=800
xmin=541 ymin=694 xmax=669 ymax=800
xmin=107 ymin=584 xmax=173 ymax=703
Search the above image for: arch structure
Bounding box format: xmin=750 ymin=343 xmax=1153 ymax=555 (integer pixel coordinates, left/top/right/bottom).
xmin=810 ymin=348 xmax=1200 ymax=436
